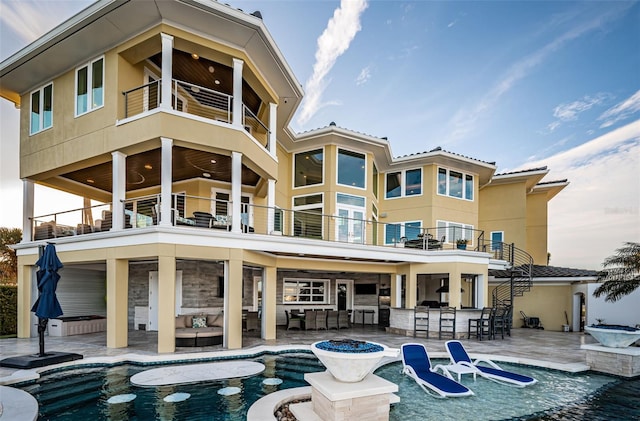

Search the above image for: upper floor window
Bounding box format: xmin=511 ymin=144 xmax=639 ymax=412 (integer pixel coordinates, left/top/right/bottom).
xmin=294 ymin=148 xmax=323 ymax=187
xmin=372 ymin=163 xmax=379 ymax=199
xmin=76 ymin=56 xmax=104 ymax=116
xmin=385 ymin=168 xmax=422 ymax=199
xmin=337 ymin=148 xmax=366 ymax=188
xmin=385 ymin=221 xmax=421 ymax=244
xmin=437 ymin=220 xmax=475 ymax=244
xmin=293 ymin=193 xmax=323 ymax=238
xmin=438 ymin=168 xmax=474 ymax=201
xmin=490 ymin=231 xmax=504 ymax=251
xmin=30 ymin=83 xmax=53 ymax=135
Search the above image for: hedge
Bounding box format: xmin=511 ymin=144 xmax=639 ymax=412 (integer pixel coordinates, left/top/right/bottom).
xmin=0 ymin=285 xmax=17 ymax=335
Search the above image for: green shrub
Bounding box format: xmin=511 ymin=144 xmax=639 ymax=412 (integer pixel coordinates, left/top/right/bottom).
xmin=0 ymin=285 xmax=17 ymax=335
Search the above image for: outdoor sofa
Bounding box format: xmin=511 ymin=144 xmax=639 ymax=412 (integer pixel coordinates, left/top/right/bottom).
xmin=175 ymin=313 xmax=224 ymax=347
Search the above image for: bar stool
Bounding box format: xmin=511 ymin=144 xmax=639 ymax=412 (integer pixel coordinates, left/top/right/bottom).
xmin=439 ymin=306 xmax=456 ymax=339
xmin=492 ymin=306 xmax=508 ymax=339
xmin=413 ymin=306 xmax=430 ymax=338
xmin=468 ymin=307 xmax=493 ymax=340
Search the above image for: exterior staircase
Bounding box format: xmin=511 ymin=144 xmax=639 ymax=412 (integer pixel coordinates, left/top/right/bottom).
xmin=478 ymin=241 xmax=534 ymax=308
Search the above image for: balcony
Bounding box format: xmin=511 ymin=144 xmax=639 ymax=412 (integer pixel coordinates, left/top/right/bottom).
xmin=122 ymin=78 xmax=270 ymax=150
xmin=30 ymin=195 xmax=485 ymax=254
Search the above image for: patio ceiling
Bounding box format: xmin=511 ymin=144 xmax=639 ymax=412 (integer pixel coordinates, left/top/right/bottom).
xmin=60 ymin=146 xmax=260 ymax=193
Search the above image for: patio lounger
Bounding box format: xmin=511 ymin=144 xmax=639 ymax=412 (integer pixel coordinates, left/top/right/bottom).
xmin=401 ymin=343 xmax=474 ymax=398
xmin=444 ymin=340 xmax=537 ymax=387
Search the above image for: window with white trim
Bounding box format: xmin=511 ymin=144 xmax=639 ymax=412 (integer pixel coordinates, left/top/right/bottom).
xmin=337 ymin=148 xmax=366 ymax=188
xmin=436 ymin=220 xmax=474 ymax=244
xmin=490 ymin=231 xmax=504 ymax=251
xmin=283 ymin=279 xmax=329 ymax=303
xmin=76 ymin=56 xmax=104 ymax=116
xmin=385 ymin=168 xmax=422 ymax=198
xmin=385 ymin=221 xmax=421 ymax=244
xmin=437 ymin=167 xmax=474 ymax=201
xmin=294 ymin=148 xmax=324 ymax=187
xmin=30 ymin=83 xmax=53 ymax=135
xmin=292 ymin=193 xmax=323 ymax=238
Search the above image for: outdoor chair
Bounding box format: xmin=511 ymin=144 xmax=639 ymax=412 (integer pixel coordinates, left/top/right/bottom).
xmin=492 ymin=306 xmax=508 ymax=339
xmin=468 ymin=307 xmax=493 ymax=340
xmin=414 ymin=306 xmax=430 ymax=338
xmin=304 ymin=310 xmax=316 ymax=330
xmin=245 ymin=311 xmax=259 ymax=332
xmin=193 ymin=211 xmax=213 ymax=228
xmin=338 ymin=310 xmax=350 ymax=329
xmin=315 ymin=310 xmax=328 ymax=330
xmin=285 ymin=310 xmax=302 ymax=330
xmin=327 ymin=310 xmax=339 ymax=329
xmin=439 ymin=306 xmax=456 ymax=340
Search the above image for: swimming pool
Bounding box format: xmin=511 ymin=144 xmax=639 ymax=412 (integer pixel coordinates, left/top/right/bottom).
xmin=13 ymin=352 xmax=640 ymax=420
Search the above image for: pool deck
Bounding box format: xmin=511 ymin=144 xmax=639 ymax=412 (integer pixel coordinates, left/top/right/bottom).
xmin=0 ymin=326 xmax=598 ymax=385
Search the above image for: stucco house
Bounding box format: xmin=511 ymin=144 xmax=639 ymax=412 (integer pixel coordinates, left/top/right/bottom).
xmin=1 ymin=0 xmax=590 ymax=353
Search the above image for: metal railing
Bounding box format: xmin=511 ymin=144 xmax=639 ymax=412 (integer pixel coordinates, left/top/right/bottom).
xmin=122 ymin=79 xmax=269 ymax=149
xmin=31 ymin=196 xmax=487 ymax=254
xmin=480 ymin=240 xmax=534 ymax=308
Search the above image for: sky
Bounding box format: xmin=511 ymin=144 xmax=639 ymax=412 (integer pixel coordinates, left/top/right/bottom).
xmin=0 ymin=0 xmax=639 ymax=270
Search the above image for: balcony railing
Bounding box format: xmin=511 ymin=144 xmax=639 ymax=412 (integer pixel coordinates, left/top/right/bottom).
xmin=31 ymin=195 xmax=485 ymax=253
xmin=122 ymin=78 xmax=269 ymax=149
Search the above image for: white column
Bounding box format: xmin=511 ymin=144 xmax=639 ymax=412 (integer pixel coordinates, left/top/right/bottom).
xmin=22 ymin=179 xmax=34 ymax=242
xmin=232 ymin=58 xmax=244 ymax=128
xmin=112 ymin=151 xmax=127 ymax=230
xmin=231 ymin=151 xmax=242 ymax=233
xmin=160 ymin=33 xmax=174 ymax=111
xmin=267 ymin=179 xmax=276 ymax=234
xmin=268 ymin=102 xmax=277 ymax=155
xmin=160 ymin=137 xmax=173 ymax=226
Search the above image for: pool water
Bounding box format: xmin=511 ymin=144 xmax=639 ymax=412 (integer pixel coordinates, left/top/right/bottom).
xmin=14 ymin=353 xmax=640 ymax=421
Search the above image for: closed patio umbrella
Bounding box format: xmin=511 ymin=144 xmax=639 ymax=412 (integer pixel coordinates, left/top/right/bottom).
xmin=31 ymin=244 xmax=64 ymax=357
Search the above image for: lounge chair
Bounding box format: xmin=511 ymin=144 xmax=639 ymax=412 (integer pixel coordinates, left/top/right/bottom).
xmin=444 ymin=340 xmax=537 ymax=387
xmin=401 ymin=343 xmax=474 ymax=398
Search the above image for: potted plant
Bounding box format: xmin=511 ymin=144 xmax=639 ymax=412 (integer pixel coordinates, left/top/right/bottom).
xmin=456 ymin=239 xmax=468 ymax=250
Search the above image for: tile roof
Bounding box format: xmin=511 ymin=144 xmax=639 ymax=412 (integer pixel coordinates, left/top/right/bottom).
xmin=494 ymin=167 xmax=548 ymax=177
xmin=490 ymin=265 xmax=599 ymax=279
xmin=536 ymin=179 xmax=569 ymax=186
xmin=395 ymin=146 xmax=496 ymax=165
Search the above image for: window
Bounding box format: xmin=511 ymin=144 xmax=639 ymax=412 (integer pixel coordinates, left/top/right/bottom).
xmin=293 ymin=194 xmax=323 ymax=238
xmin=274 ymin=207 xmax=283 ymax=232
xmin=385 ymin=168 xmax=422 ymax=199
xmin=373 ymin=163 xmax=379 ymax=198
xmin=337 ymin=148 xmax=365 ymax=188
xmin=76 ymin=56 xmax=104 ymax=116
xmin=385 ymin=221 xmax=421 ymax=244
xmin=490 ymin=231 xmax=504 ymax=251
xmin=283 ymin=279 xmax=329 ymax=303
xmin=30 ymin=83 xmax=53 ymax=135
xmin=294 ymin=148 xmax=323 ymax=187
xmin=438 ymin=167 xmax=474 ymax=200
xmin=436 ymin=220 xmax=474 ymax=244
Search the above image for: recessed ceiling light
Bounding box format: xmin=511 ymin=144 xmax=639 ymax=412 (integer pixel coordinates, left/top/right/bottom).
xmin=87 ymin=179 xmax=95 ymax=184
xmin=191 ymin=86 xmax=200 ymax=93
xmin=214 ymin=79 xmax=221 ymax=85
xmin=191 ymin=53 xmax=199 ymax=60
xmin=208 ymin=66 xmax=215 ymax=73
xmin=210 ymin=159 xmax=217 ymax=164
xmin=203 ymin=172 xmax=211 ymax=178
xmin=144 ymin=164 xmax=153 ymax=170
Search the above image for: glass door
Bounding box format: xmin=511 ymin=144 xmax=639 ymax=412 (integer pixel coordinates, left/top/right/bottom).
xmin=336 ymin=206 xmax=365 ymax=243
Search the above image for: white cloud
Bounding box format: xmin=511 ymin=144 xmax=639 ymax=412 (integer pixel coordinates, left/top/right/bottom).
xmin=598 ymin=89 xmax=640 ymax=128
xmin=519 ymin=120 xmax=640 ymax=269
xmin=547 ymin=93 xmax=610 ymax=132
xmin=447 ymin=20 xmax=458 ymax=28
xmin=355 ymin=66 xmax=371 ymax=86
xmin=296 ymin=0 xmax=369 ymax=126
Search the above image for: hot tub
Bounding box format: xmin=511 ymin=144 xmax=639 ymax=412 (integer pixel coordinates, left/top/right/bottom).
xmin=585 ymin=325 xmax=640 ymax=348
xmin=47 ymin=315 xmax=107 ymax=336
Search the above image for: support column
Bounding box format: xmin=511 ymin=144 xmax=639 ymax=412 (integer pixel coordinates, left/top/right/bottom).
xmin=231 ymin=151 xmax=242 ymax=233
xmin=268 ymin=102 xmax=277 ymax=155
xmin=16 ymin=263 xmax=32 ymax=338
xmin=232 ymin=58 xmax=244 ymax=128
xmin=160 ymin=33 xmax=173 ymax=110
xmin=111 ymin=151 xmax=126 ymax=230
xmin=157 ymin=255 xmax=177 ymax=353
xmin=22 ymin=180 xmax=34 ymax=242
xmin=405 ymin=264 xmax=418 ymax=309
xmin=106 ymin=258 xmax=128 ymax=348
xmin=159 ymin=137 xmax=173 ymax=226
xmin=225 ymin=249 xmax=243 ymax=349
xmin=267 ymin=179 xmax=276 ymax=234
xmin=262 ymin=266 xmax=277 ymax=340
xmin=448 ymin=265 xmax=463 ymax=309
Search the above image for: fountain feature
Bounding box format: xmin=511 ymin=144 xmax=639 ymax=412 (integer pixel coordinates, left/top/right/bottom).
xmin=582 ymin=324 xmax=640 ymax=377
xmin=290 ymin=339 xmax=400 ymax=421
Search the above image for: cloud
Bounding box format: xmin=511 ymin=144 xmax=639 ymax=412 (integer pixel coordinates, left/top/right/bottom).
xmin=547 ymin=93 xmax=610 ymax=131
xmin=598 ymin=89 xmax=640 ymax=128
xmin=446 ymin=4 xmax=633 ymax=143
xmin=296 ymin=0 xmax=369 ymax=126
xmin=447 ymin=20 xmax=458 ymax=28
xmin=518 ymin=120 xmax=640 ymax=269
xmin=356 ymin=66 xmax=371 ymax=86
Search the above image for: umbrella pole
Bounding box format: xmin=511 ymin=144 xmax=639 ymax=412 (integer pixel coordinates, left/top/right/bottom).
xmin=38 ymin=318 xmax=49 ymax=357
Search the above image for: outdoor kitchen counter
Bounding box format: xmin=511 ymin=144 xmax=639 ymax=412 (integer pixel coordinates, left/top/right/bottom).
xmin=388 ymin=307 xmax=483 ymax=339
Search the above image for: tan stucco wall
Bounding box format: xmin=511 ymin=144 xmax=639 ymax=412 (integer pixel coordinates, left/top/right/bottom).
xmin=479 ymin=181 xmax=527 ymax=248
xmin=526 ymin=192 xmax=549 ymax=264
